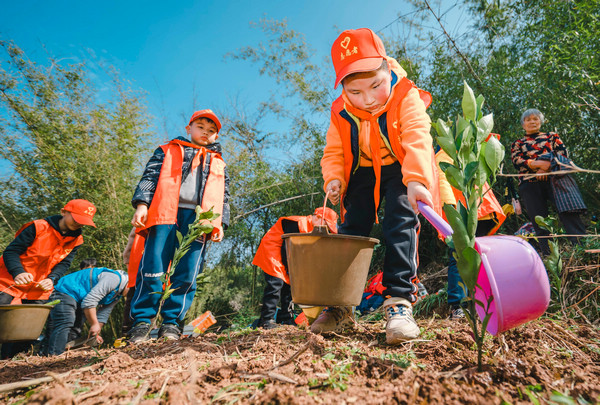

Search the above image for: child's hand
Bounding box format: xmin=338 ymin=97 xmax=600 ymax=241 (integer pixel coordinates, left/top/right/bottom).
xmin=14 ymin=272 xmax=34 ymax=285
xmin=326 ymin=180 xmax=342 ymax=205
xmin=211 ymin=228 xmax=224 ymax=242
xmin=407 ymin=181 xmax=433 ymax=214
xmin=36 ymin=278 xmax=54 ymax=291
xmin=132 ymin=205 xmax=148 ymax=228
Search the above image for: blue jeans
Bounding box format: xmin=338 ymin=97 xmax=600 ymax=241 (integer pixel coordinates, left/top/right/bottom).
xmin=447 ymin=248 xmax=464 ymax=308
xmin=130 ymin=208 xmax=207 ymax=325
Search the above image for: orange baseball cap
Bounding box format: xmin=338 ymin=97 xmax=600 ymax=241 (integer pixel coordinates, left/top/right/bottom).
xmin=331 ymin=28 xmax=387 ymax=89
xmin=188 ymin=109 xmax=222 ymax=133
xmin=63 ymin=199 xmax=97 ymax=227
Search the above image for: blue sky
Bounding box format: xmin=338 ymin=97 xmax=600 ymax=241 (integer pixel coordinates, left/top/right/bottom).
xmin=0 ymin=1 xmax=464 ymax=150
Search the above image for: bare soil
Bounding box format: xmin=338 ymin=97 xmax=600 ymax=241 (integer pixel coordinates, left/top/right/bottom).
xmin=0 ymin=316 xmax=599 ymax=404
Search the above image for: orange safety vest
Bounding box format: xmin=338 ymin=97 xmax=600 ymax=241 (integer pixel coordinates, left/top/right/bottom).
xmin=252 ymin=216 xmax=337 ymax=284
xmin=0 ymin=220 xmax=83 ymax=300
xmin=127 ymin=230 xmax=146 ymax=288
xmin=330 ymin=77 xmax=441 ymax=221
xmin=450 ymin=185 xmax=506 ymax=236
xmin=144 ymin=139 xmax=226 ymax=239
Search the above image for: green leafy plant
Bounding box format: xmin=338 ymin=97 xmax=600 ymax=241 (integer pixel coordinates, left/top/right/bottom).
xmin=433 ymin=81 xmax=505 ymax=371
xmin=535 ymin=215 xmax=564 ymax=307
xmin=148 ymin=206 xmax=220 ymax=338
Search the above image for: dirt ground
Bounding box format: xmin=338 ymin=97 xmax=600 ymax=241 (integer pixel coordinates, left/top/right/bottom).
xmin=0 ymin=316 xmax=599 ymax=404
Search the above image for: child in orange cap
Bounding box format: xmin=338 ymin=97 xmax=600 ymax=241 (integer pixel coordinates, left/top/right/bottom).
xmin=128 ymin=109 xmax=230 ymax=343
xmin=317 ymin=28 xmax=437 ymax=344
xmin=0 ymin=199 xmax=96 ymax=358
xmin=252 ymin=207 xmax=338 ymax=329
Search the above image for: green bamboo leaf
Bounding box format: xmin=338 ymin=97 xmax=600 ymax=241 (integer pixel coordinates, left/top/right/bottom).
xmin=176 ymin=230 xmax=183 ymax=245
xmin=462 ymin=81 xmax=477 ymax=121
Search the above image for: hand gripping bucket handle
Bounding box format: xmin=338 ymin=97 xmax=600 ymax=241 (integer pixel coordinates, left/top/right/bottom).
xmin=416 ymin=202 xmax=550 ymax=335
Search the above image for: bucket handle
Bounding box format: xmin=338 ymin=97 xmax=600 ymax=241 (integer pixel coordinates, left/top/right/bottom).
xmin=417 ymin=201 xmax=454 ymax=238
xmin=312 ymin=190 xmax=331 ymax=235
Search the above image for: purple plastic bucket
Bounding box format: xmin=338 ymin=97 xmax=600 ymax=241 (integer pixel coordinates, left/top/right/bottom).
xmin=417 ymin=202 xmax=550 ymax=335
xmin=474 ymin=235 xmax=550 ymax=335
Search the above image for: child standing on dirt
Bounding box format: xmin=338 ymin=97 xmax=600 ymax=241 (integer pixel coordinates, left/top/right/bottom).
xmin=128 ymin=109 xmax=230 ymax=343
xmin=318 ymin=28 xmax=437 ymax=344
xmin=0 ymin=199 xmax=97 ymax=358
xmin=252 ymin=207 xmax=338 ymax=329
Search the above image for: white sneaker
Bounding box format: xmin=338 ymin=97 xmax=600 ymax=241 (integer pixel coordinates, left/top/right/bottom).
xmin=310 ymin=306 xmax=354 ymax=334
xmin=384 ymin=297 xmax=420 ymax=344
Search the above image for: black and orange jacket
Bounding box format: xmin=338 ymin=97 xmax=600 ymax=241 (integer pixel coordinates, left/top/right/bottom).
xmin=0 ymin=216 xmax=83 ymax=300
xmin=132 ymin=137 xmax=230 ymax=238
xmin=321 ymin=57 xmax=439 ymax=220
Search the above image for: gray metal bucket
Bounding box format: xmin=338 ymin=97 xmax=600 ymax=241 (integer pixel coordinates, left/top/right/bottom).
xmin=0 ymin=304 xmax=52 ymax=343
xmin=282 ymin=226 xmax=379 ymax=306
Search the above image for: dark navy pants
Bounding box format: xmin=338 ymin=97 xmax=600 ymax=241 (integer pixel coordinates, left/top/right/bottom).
xmin=519 ymin=180 xmax=586 ymax=255
xmin=130 ymin=208 xmax=207 ymax=325
xmin=45 ymin=291 xmax=78 ymax=355
xmin=259 ymin=273 xmax=293 ymax=324
xmin=341 ymin=163 xmax=420 ymax=302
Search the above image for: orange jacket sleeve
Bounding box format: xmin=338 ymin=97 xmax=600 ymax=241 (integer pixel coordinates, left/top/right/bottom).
xmin=396 ymin=87 xmax=434 ymax=189
xmin=321 ymin=116 xmax=347 ymax=194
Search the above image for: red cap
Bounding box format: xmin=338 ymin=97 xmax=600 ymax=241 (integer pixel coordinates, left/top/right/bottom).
xmin=331 ymin=28 xmax=387 ymax=89
xmin=63 ymin=199 xmax=97 ymax=227
xmin=188 ymin=109 xmax=222 ymax=133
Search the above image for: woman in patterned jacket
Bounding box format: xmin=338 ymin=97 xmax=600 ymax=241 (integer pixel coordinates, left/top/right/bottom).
xmin=511 ymin=108 xmax=586 ymax=255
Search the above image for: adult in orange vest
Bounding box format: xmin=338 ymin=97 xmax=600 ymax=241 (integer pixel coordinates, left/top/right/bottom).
xmin=0 ymin=199 xmax=96 ymax=359
xmin=252 ymin=207 xmax=338 ymax=329
xmin=128 ymin=109 xmax=230 ymax=343
xmin=318 ymin=28 xmax=438 ymax=344
xmin=435 ymin=135 xmax=506 ymax=319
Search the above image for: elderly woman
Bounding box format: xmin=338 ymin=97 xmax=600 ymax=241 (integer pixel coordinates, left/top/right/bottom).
xmin=511 ymin=108 xmax=586 ymax=255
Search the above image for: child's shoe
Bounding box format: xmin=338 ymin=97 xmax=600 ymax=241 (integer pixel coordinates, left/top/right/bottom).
xmin=310 ymin=306 xmax=354 ymax=334
xmin=450 ymin=306 xmax=465 ymax=320
xmin=128 ymin=323 xmax=151 ymax=343
xmin=258 ymin=319 xmax=278 ymax=330
xmin=384 ymin=297 xmax=420 ymax=344
xmin=158 ymin=324 xmax=181 ymax=340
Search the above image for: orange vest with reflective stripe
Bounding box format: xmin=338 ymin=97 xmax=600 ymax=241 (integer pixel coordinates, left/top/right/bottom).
xmin=252 ymin=216 xmax=337 ymax=284
xmin=330 ymin=77 xmax=441 ymax=220
xmin=144 ymin=139 xmax=226 ymax=238
xmin=0 ymin=220 xmax=83 ymax=299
